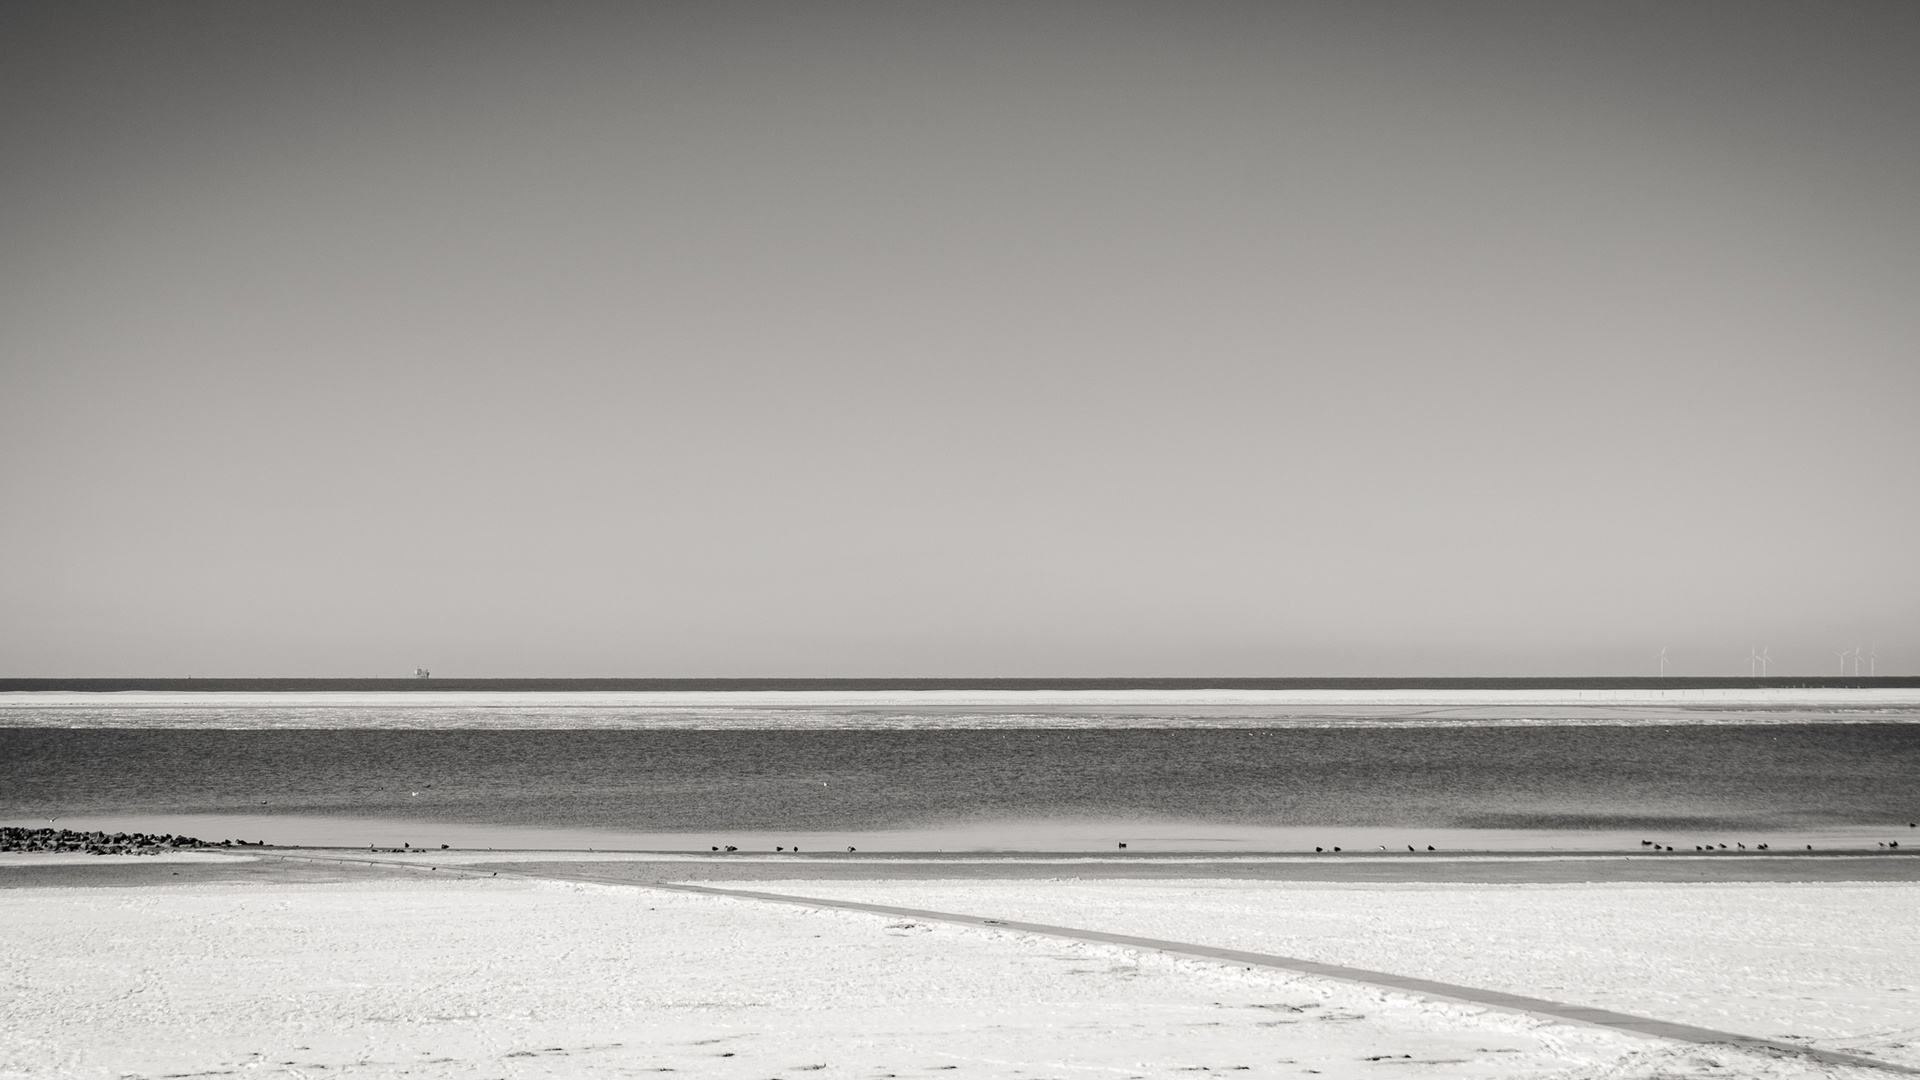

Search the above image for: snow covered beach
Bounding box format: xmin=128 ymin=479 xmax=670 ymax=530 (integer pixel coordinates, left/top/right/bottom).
xmin=4 ymin=853 xmax=1916 ymax=1079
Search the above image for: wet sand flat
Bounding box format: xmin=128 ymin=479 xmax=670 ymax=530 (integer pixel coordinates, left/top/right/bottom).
xmin=16 ymin=850 xmax=1918 ymax=890
xmin=0 ymin=852 xmax=412 ymax=889
xmin=477 ymin=852 xmax=1920 ymax=885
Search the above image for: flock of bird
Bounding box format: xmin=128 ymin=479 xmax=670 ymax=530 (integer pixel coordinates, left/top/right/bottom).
xmin=1633 ymin=825 xmax=1915 ymax=853
xmin=694 ymin=824 xmax=1918 ymax=856
xmin=707 ymin=845 xmax=861 ymax=852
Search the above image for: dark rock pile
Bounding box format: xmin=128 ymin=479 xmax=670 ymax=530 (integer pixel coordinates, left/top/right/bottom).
xmin=1 ymin=827 xmax=217 ymax=855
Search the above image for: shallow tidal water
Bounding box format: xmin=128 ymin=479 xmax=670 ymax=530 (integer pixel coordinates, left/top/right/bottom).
xmin=6 ymin=723 xmax=1917 ymax=851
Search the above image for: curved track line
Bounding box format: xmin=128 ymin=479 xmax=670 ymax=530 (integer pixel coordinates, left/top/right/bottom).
xmin=277 ymin=853 xmax=1920 ymax=1075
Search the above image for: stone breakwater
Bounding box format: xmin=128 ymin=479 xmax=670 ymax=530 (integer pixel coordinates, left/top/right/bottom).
xmin=0 ymin=826 xmax=231 ymax=855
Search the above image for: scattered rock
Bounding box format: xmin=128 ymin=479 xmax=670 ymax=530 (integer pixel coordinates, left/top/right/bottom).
xmin=0 ymin=827 xmax=213 ymax=855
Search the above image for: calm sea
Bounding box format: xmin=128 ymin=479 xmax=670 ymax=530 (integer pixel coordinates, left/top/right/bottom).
xmin=5 ymin=724 xmax=1917 ymax=851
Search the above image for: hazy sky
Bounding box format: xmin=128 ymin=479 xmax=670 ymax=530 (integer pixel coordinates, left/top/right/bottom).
xmin=3 ymin=1 xmax=1916 ymax=677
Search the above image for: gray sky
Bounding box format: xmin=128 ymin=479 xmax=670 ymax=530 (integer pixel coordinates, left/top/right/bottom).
xmin=2 ymin=1 xmax=1916 ymax=677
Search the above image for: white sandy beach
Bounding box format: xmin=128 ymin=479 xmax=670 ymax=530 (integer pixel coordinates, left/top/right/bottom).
xmin=4 ymin=858 xmax=1914 ymax=1079
xmin=741 ymin=878 xmax=1920 ymax=1070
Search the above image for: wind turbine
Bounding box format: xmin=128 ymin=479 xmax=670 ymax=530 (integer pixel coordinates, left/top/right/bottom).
xmin=1759 ymin=646 xmax=1773 ymax=678
xmin=1747 ymin=647 xmax=1762 ymax=677
xmin=1834 ymin=647 xmax=1854 ymax=675
xmin=1867 ymin=643 xmax=1877 ymax=677
xmin=1656 ymin=645 xmax=1671 ymax=677
xmin=1852 ymin=646 xmax=1866 ymax=677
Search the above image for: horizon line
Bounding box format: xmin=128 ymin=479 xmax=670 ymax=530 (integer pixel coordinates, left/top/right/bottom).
xmin=5 ymin=676 xmax=1918 ymax=692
